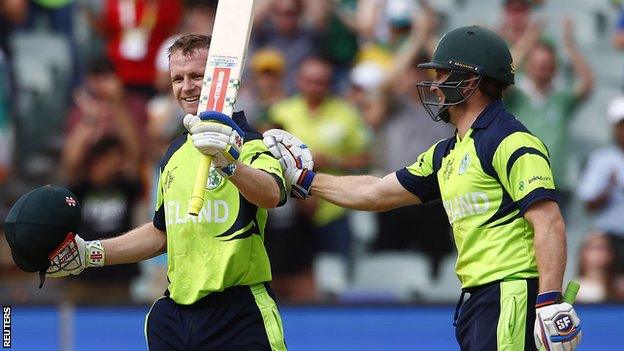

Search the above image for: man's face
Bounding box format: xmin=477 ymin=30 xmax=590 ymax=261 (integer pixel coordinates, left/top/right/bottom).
xmin=297 ymin=59 xmax=332 ymax=102
xmin=526 ymin=46 xmax=556 ymax=88
xmin=430 ymin=69 xmax=451 ymax=103
xmin=170 ymin=49 xmax=208 ymax=114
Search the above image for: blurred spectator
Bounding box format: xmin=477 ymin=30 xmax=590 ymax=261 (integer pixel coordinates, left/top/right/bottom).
xmin=354 ymin=1 xmax=438 ymax=93
xmin=613 ymin=2 xmax=624 ymax=80
xmin=268 ymin=57 xmax=372 ymax=272
xmin=64 ymin=137 xmax=143 ymax=303
xmin=504 ymin=19 xmax=594 ymax=212
xmin=251 ymin=0 xmax=320 ymax=95
xmin=59 ymin=56 xmax=142 ymax=303
xmin=496 ymin=0 xmax=543 ymax=69
xmin=302 ymin=0 xmax=360 ymax=93
xmin=576 ymin=231 xmax=624 ymax=302
xmin=237 ymin=49 xmax=317 ymax=303
xmin=63 ymin=57 xmax=142 ymax=160
xmin=0 ymin=57 xmax=11 ymax=184
xmin=237 ymin=48 xmax=288 ymax=128
xmin=0 ymin=0 xmax=28 ymax=100
xmin=99 ymin=0 xmax=182 ymax=96
xmin=0 ymin=0 xmax=28 ymax=59
xmin=24 ymin=0 xmax=84 ymax=87
xmin=577 ymin=96 xmax=624 ymax=276
xmin=360 ymin=10 xmax=454 ymax=277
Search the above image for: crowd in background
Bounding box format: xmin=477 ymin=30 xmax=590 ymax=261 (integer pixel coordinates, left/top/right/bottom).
xmin=1 ymin=0 xmax=624 ymax=305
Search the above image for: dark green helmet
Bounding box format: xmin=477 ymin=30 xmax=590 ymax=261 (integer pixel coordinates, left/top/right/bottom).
xmin=4 ymin=185 xmax=81 ymax=286
xmin=420 ymin=25 xmax=515 ymax=85
xmin=416 ymin=26 xmax=514 ymax=122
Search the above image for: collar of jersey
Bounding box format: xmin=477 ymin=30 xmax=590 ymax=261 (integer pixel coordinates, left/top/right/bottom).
xmin=471 ymin=99 xmax=505 ymax=130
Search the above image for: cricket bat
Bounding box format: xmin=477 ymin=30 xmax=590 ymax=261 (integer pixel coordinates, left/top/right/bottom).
xmin=188 ymin=0 xmax=256 ymax=216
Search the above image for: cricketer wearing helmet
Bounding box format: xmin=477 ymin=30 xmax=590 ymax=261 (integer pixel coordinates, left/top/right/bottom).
xmin=6 ymin=34 xmax=289 ymax=351
xmin=264 ymin=26 xmax=581 ymax=351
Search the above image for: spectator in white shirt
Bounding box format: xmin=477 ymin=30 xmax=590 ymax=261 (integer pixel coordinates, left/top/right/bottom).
xmin=577 ymin=96 xmax=624 ymax=275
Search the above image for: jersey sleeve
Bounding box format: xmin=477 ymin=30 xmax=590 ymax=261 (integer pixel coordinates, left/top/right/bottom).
xmin=492 ymin=131 xmax=557 ymax=214
xmin=240 ymin=139 xmax=287 ymax=206
xmin=395 ymin=142 xmax=441 ymax=203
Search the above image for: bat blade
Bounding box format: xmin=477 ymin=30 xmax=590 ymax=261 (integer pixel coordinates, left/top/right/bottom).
xmin=188 ymin=0 xmax=255 ymax=216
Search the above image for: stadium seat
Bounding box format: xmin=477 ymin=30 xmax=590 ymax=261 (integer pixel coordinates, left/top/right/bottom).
xmin=423 ymin=254 xmax=462 ymax=303
xmin=345 ymin=252 xmax=432 ymax=302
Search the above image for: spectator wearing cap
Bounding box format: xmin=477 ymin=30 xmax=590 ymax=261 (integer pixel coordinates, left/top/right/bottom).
xmin=504 ymin=19 xmax=594 ymax=213
xmin=236 ymin=48 xmax=287 ymax=129
xmin=576 ymin=96 xmax=624 ymax=277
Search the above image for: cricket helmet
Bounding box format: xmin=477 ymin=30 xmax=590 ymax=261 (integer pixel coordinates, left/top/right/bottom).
xmin=416 ymin=25 xmax=514 ymax=122
xmin=4 ymin=185 xmax=81 ymax=279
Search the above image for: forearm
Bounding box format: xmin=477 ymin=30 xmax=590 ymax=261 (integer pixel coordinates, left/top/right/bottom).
xmin=311 ymin=173 xmax=386 ymax=211
xmin=230 ymin=163 xmax=281 ymax=208
xmin=102 ymin=223 xmax=167 ymax=265
xmin=530 ymin=204 xmax=566 ymax=293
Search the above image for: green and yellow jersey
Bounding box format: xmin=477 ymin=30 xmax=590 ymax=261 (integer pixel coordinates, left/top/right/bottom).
xmin=153 ymin=112 xmax=286 ymax=305
xmin=397 ymin=100 xmax=556 ymax=288
xmin=269 ymin=95 xmax=371 ymax=225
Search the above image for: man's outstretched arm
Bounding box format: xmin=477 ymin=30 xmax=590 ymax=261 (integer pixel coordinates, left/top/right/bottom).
xmin=311 ymin=172 xmax=421 ymax=212
xmin=103 ymin=223 xmax=167 ymax=266
xmin=48 ymin=223 xmax=167 ymax=277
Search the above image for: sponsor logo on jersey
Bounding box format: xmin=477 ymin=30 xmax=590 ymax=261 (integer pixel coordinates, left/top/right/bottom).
xmin=519 ymin=175 xmax=552 ymax=192
xmin=442 ymin=192 xmax=490 ymax=224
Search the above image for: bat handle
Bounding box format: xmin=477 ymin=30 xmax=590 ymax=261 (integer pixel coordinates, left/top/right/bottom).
xmin=563 ymin=280 xmax=580 ymax=304
xmin=189 ymin=154 xmax=213 ymax=216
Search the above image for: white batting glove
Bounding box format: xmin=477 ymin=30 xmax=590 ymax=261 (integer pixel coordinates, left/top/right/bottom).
xmin=534 ymin=291 xmax=582 ymax=351
xmin=183 ymin=111 xmax=245 ymax=177
xmin=46 ymin=233 xmax=105 ymax=277
xmin=263 ymin=129 xmax=315 ymax=199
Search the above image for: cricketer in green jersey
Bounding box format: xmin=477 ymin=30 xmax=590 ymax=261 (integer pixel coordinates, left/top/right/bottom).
xmin=264 ymin=26 xmax=581 ymax=351
xmin=45 ymin=34 xmax=288 ymax=350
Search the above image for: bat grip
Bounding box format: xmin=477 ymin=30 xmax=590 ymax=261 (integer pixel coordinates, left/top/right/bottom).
xmin=563 ymin=280 xmax=580 ymax=304
xmin=188 ymin=154 xmax=213 ymax=216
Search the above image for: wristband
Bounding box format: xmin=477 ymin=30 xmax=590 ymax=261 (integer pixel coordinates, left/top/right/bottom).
xmin=297 ymin=169 xmax=316 ymax=193
xmin=86 ymin=240 xmax=105 ymax=267
xmin=536 ymin=291 xmax=563 ymax=308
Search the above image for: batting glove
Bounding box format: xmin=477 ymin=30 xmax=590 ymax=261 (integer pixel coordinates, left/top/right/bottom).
xmin=184 ymin=111 xmax=245 ymax=177
xmin=534 ymin=291 xmax=582 ymax=351
xmin=46 ymin=233 xmax=105 ymax=277
xmin=263 ymin=129 xmax=315 ymax=199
